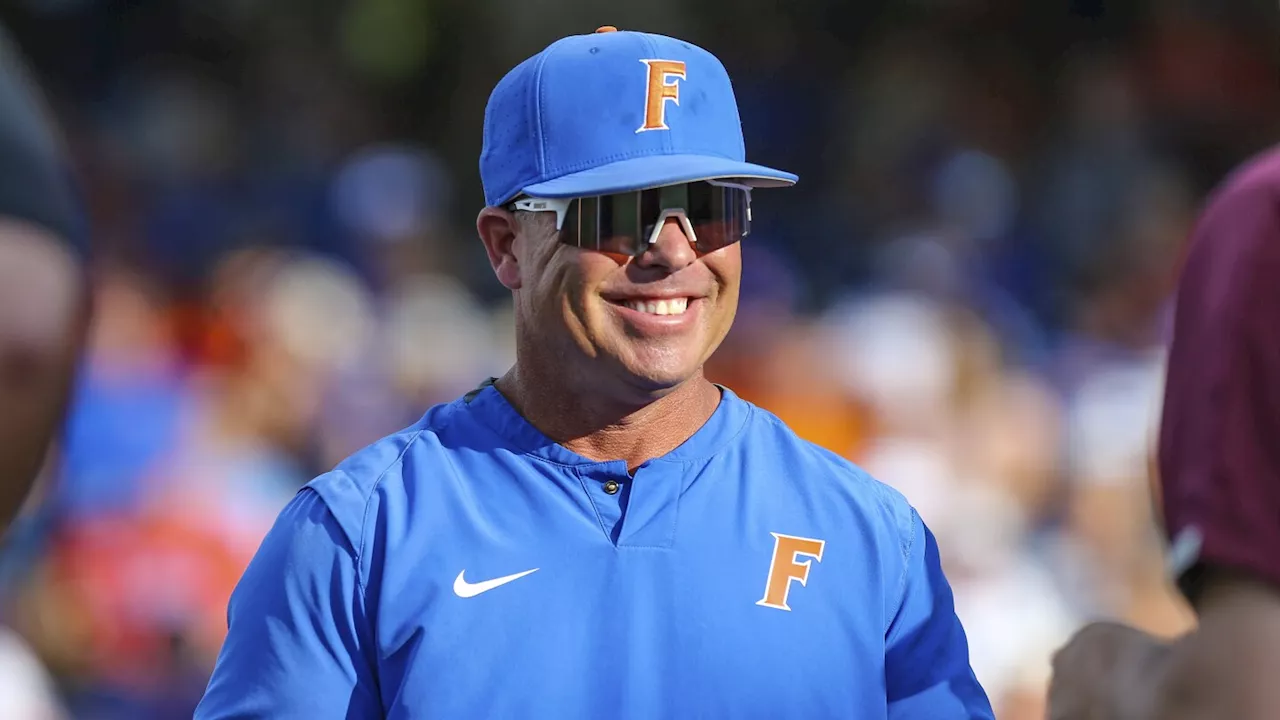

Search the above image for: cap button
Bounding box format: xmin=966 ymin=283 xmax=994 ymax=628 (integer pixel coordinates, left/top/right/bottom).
xmin=595 ymin=26 xmax=618 ymax=33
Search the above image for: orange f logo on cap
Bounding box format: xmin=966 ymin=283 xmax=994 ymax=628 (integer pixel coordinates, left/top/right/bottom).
xmin=637 ymin=59 xmax=686 ymax=133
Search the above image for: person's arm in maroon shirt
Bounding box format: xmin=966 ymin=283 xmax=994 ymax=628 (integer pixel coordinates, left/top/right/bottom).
xmin=1050 ymin=152 xmax=1280 ymax=720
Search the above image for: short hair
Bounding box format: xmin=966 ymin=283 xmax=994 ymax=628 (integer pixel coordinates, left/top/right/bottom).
xmin=513 ymin=209 xmax=557 ymax=239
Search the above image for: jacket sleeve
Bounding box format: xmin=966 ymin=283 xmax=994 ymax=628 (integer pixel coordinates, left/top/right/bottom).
xmin=885 ymin=509 xmax=995 ymax=719
xmin=194 ymin=488 xmax=382 ymax=719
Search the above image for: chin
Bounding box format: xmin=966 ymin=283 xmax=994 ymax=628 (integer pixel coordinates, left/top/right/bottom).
xmin=615 ymin=350 xmax=704 ymax=393
xmin=628 ymin=369 xmax=696 ymax=393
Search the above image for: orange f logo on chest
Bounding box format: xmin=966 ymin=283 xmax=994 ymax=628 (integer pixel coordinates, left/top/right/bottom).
xmin=637 ymin=59 xmax=687 ymax=133
xmin=756 ymin=532 xmax=826 ymax=611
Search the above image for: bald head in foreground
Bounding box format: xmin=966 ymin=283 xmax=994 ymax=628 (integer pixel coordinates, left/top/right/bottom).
xmin=0 ymin=28 xmax=89 ymax=537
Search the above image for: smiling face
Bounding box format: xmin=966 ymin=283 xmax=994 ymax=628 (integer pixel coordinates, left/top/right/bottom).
xmin=479 ymin=206 xmax=741 ymax=399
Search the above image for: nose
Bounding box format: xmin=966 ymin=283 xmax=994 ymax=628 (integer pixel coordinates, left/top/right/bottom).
xmin=635 ymin=216 xmax=697 ymax=272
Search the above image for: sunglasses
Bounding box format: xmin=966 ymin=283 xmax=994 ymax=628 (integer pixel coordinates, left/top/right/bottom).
xmin=508 ymin=180 xmax=753 ymax=257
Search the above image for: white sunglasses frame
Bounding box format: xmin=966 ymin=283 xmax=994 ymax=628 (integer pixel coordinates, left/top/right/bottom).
xmin=508 ymin=179 xmax=754 ymax=251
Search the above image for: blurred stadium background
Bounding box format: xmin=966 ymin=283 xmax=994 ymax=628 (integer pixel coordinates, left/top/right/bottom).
xmin=2 ymin=0 xmax=1276 ymax=717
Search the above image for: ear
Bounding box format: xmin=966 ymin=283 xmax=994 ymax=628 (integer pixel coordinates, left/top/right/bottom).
xmin=477 ymin=206 xmax=521 ymax=290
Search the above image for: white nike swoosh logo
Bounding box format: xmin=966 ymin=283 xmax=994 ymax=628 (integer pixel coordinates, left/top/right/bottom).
xmin=453 ymin=568 xmax=539 ymax=598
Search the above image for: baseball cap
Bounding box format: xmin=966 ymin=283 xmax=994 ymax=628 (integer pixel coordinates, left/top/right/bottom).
xmin=480 ymin=27 xmax=797 ymax=207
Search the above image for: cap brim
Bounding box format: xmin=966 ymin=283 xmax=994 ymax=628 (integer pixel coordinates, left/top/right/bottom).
xmin=517 ymin=154 xmax=797 ymax=201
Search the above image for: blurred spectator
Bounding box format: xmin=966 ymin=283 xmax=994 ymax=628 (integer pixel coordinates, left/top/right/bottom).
xmin=56 ymin=264 xmax=190 ymax=522
xmin=12 ymin=250 xmax=375 ymax=717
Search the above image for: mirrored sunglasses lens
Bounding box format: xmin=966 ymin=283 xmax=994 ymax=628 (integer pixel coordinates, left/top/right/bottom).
xmin=559 ymin=183 xmax=750 ymax=256
xmin=690 ymin=184 xmax=748 ymax=253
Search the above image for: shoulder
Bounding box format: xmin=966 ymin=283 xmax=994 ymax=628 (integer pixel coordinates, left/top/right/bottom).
xmin=739 ymin=400 xmax=919 ymax=554
xmin=1167 ymin=145 xmax=1280 ymax=352
xmin=1164 ymin=143 xmax=1280 ymax=371
xmin=301 ymin=397 xmax=470 ymax=559
xmin=1207 ymin=144 xmax=1280 ymax=201
xmin=743 ymin=400 xmax=913 ymax=507
xmin=1188 ymin=145 xmax=1280 ymax=260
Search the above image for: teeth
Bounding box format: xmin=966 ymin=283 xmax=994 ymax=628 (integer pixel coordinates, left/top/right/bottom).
xmin=624 ymin=297 xmax=689 ymax=315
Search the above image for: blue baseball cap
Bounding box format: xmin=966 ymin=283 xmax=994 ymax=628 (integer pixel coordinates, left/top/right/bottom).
xmin=480 ymin=27 xmax=798 ymax=207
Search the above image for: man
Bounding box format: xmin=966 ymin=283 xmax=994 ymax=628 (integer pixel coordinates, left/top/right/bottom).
xmin=0 ymin=27 xmax=90 ymax=538
xmin=196 ymin=28 xmax=993 ymax=719
xmin=1048 ymin=147 xmax=1280 ymax=718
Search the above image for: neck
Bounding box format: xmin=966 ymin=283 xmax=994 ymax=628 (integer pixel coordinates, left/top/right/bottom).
xmin=494 ymin=362 xmax=721 ymax=472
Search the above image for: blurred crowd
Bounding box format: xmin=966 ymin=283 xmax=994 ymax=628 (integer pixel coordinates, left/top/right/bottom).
xmin=2 ymin=0 xmax=1280 ymax=718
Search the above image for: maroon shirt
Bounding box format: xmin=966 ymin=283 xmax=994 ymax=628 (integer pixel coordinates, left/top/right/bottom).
xmin=1160 ymin=146 xmax=1280 ymax=601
